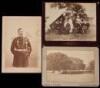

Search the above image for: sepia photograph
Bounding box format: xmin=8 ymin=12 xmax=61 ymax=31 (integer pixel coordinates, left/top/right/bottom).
xmin=2 ymin=16 xmax=41 ymax=73
xmin=42 ymin=47 xmax=99 ymax=87
xmin=45 ymin=2 xmax=96 ymax=41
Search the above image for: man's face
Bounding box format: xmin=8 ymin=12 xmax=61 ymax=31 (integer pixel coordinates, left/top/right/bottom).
xmin=18 ymin=29 xmax=23 ymax=37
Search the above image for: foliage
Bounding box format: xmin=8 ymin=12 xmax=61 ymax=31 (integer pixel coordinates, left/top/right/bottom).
xmin=86 ymin=60 xmax=95 ymax=72
xmin=47 ymin=52 xmax=85 ymax=71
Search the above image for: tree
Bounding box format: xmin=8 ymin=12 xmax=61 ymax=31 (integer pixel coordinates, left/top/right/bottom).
xmin=50 ymin=3 xmax=87 ymax=19
xmin=47 ymin=52 xmax=71 ymax=71
xmin=68 ymin=57 xmax=85 ymax=70
xmin=47 ymin=3 xmax=89 ymax=34
xmin=47 ymin=52 xmax=85 ymax=72
xmin=87 ymin=60 xmax=95 ymax=72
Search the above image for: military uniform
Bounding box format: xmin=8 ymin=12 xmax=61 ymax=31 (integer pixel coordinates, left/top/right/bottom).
xmin=11 ymin=37 xmax=32 ymax=67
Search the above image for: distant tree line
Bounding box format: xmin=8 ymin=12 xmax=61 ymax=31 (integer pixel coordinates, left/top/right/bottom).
xmin=47 ymin=52 xmax=95 ymax=73
xmin=86 ymin=60 xmax=95 ymax=72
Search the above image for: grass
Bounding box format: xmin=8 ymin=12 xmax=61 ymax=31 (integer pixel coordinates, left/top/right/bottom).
xmin=46 ymin=71 xmax=95 ymax=83
xmin=45 ymin=26 xmax=96 ymax=41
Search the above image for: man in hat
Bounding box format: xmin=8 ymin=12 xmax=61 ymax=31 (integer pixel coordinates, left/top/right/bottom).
xmin=11 ymin=28 xmax=32 ymax=67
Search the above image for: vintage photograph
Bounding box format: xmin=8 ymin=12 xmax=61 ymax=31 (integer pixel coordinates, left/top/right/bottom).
xmin=42 ymin=47 xmax=99 ymax=86
xmin=45 ymin=3 xmax=96 ymax=41
xmin=2 ymin=16 xmax=41 ymax=73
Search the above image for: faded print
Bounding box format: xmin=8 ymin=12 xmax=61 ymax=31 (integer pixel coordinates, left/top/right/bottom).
xmin=42 ymin=47 xmax=99 ymax=86
xmin=2 ymin=16 xmax=41 ymax=73
xmin=45 ymin=3 xmax=96 ymax=41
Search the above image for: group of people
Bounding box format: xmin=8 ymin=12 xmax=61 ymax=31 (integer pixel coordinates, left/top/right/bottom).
xmin=49 ymin=12 xmax=90 ymax=34
xmin=64 ymin=14 xmax=90 ymax=34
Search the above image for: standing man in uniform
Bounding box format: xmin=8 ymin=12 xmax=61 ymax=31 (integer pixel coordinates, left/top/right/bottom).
xmin=11 ymin=28 xmax=32 ymax=67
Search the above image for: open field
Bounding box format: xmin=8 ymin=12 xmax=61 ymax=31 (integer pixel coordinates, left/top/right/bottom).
xmin=46 ymin=71 xmax=95 ymax=83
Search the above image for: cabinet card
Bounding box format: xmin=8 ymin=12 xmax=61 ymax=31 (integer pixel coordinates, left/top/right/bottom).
xmin=2 ymin=16 xmax=41 ymax=73
xmin=42 ymin=47 xmax=99 ymax=87
xmin=45 ymin=3 xmax=96 ymax=41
